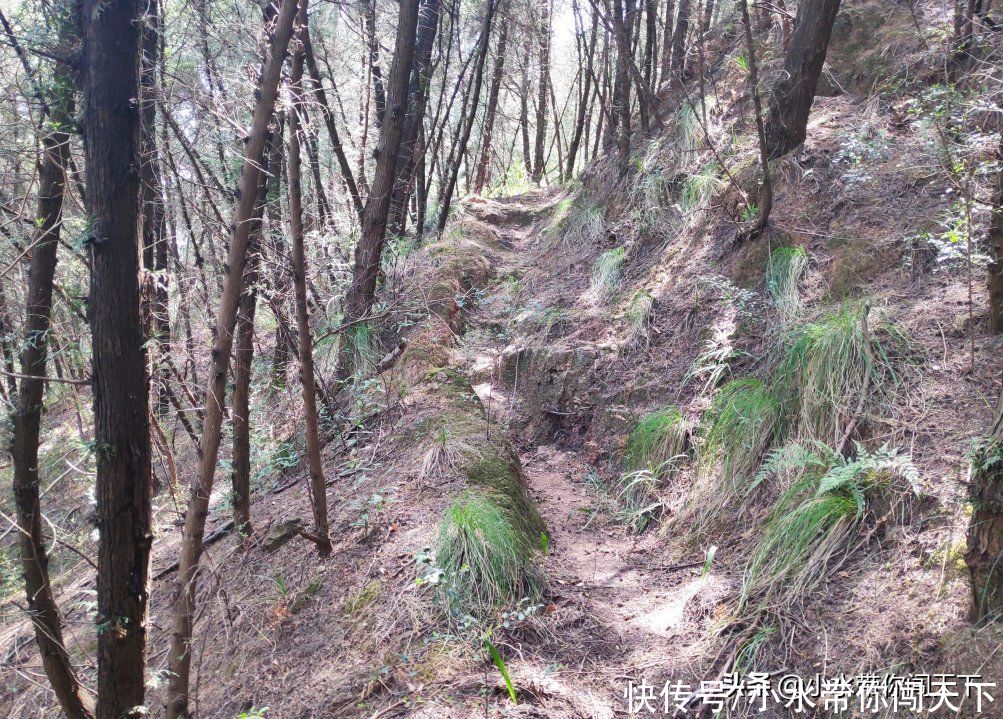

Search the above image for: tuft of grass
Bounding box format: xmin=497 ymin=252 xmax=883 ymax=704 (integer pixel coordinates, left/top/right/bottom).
xmin=683 ymin=336 xmax=743 ymax=394
xmin=615 ymin=469 xmax=663 ymax=533
xmin=676 ymin=379 xmax=778 ymax=535
xmin=418 ymin=417 xmax=484 ymax=483
xmin=740 ymin=442 xmax=918 ymax=611
xmin=773 ymin=303 xmax=908 ymax=445
xmin=435 ymin=490 xmax=541 ymax=618
xmin=346 ymin=321 xmax=380 ymax=379
xmin=676 ymin=102 xmax=701 ymax=152
xmin=555 ymin=200 xmax=605 ymax=248
xmin=680 ymin=163 xmax=722 ymax=212
xmin=625 ymin=290 xmax=654 ymax=344
xmin=625 ymin=407 xmax=690 ymax=479
xmin=700 ymin=378 xmax=779 ymax=485
xmin=587 ymin=247 xmax=626 ymax=304
xmin=765 ymin=246 xmax=808 ymax=322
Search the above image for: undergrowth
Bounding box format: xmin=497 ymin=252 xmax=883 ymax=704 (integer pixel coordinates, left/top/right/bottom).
xmin=740 ymin=442 xmax=919 ymax=613
xmin=625 ymin=406 xmax=690 ymax=478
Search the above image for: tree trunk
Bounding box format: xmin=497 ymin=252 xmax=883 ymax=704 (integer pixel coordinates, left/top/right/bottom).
xmin=659 ymin=0 xmax=676 ymax=88
xmin=166 ymin=1 xmax=299 ymax=715
xmin=335 ymin=0 xmax=422 ymax=385
xmin=670 ymin=0 xmax=691 ymax=79
xmin=612 ymin=0 xmax=633 ymax=173
xmin=763 ymin=0 xmax=842 ymax=159
xmin=305 ymin=28 xmax=364 ymax=219
xmin=231 ymin=113 xmax=282 ymax=536
xmin=140 ymin=0 xmax=170 ymax=420
xmin=387 ymin=0 xmax=443 ymax=238
xmin=435 ymin=0 xmax=496 ymax=233
xmin=289 ymin=0 xmax=333 ymax=556
xmin=565 ymin=3 xmax=598 ymax=181
xmin=473 ymin=2 xmax=509 ymax=194
xmin=532 ymin=0 xmax=552 ymax=184
xmin=966 ymin=387 xmax=1003 ymax=621
xmin=986 ymin=133 xmax=1003 ymax=333
xmin=363 ymin=0 xmax=387 ymax=128
xmin=519 ymin=32 xmax=533 ymax=173
xmin=739 ymin=0 xmax=773 ymax=239
xmin=82 ymin=0 xmax=154 ymax=714
xmin=8 ymin=9 xmax=94 ymax=715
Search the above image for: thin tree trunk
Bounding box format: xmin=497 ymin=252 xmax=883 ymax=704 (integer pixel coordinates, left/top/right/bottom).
xmin=82 ymin=0 xmax=153 ymax=713
xmin=566 ymin=6 xmax=598 ymax=181
xmin=7 ymin=7 xmax=94 ymax=715
xmin=671 ymin=0 xmax=691 ymax=79
xmin=140 ymin=0 xmax=170 ymax=420
xmin=364 ymin=0 xmax=387 ymax=128
xmin=473 ymin=2 xmax=509 ymax=194
xmin=659 ymin=0 xmax=676 ymax=87
xmin=335 ymin=0 xmax=422 ymax=385
xmin=289 ymin=0 xmax=332 ymax=556
xmin=763 ymin=0 xmax=842 ymax=159
xmin=436 ymin=0 xmax=496 ymax=232
xmin=988 ymin=131 xmax=1003 ymax=333
xmin=231 ymin=114 xmax=281 ymax=536
xmin=305 ymin=29 xmax=364 ymax=218
xmin=532 ymin=0 xmax=552 ymax=184
xmin=739 ymin=0 xmax=772 ymax=238
xmin=519 ymin=32 xmax=533 ymax=172
xmin=612 ymin=0 xmax=632 ymax=173
xmin=166 ymin=1 xmax=299 ymax=715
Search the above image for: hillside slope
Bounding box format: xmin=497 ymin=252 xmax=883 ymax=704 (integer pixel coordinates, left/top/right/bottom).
xmin=3 ymin=0 xmax=1003 ymax=716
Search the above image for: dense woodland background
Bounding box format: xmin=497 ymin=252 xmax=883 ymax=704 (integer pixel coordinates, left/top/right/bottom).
xmin=0 ymin=0 xmax=1002 ymax=715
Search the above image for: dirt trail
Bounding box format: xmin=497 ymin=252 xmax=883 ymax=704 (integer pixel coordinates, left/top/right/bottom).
xmin=457 ymin=194 xmax=721 ymax=716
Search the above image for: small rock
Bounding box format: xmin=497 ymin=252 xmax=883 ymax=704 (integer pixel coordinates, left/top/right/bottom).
xmin=263 ymin=518 xmax=303 ymax=552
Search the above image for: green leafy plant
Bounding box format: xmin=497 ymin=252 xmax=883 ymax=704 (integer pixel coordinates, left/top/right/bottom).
xmin=740 ymin=443 xmax=918 ymax=610
xmin=484 ymin=637 xmax=517 ymax=704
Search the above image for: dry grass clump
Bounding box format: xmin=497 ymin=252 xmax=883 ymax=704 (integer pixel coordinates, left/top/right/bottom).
xmin=773 ymin=302 xmax=910 ymax=445
xmin=765 ymin=245 xmax=808 ymax=323
xmin=587 ymin=247 xmax=626 ymax=304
